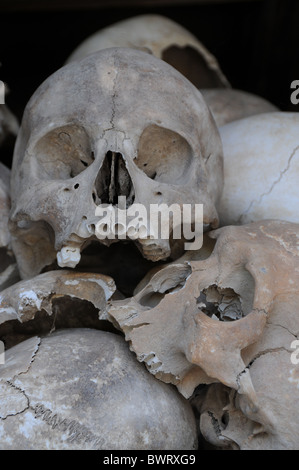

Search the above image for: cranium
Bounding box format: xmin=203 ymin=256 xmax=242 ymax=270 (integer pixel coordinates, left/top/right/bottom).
xmin=201 ymin=88 xmax=278 ymax=127
xmin=218 ymin=112 xmax=299 ymax=226
xmin=196 ymin=286 xmax=299 ymax=449
xmin=0 ymin=328 xmax=197 ymax=449
xmin=9 ymin=47 xmax=223 ymax=291
xmin=65 ymin=14 xmax=230 ymax=89
xmin=106 ymin=213 xmax=299 ymax=443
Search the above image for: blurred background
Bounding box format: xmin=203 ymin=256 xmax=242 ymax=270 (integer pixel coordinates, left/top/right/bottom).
xmin=0 ymin=0 xmax=298 ymax=165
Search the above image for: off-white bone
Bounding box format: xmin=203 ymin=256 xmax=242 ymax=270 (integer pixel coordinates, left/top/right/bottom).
xmin=9 ymin=47 xmax=223 ymax=279
xmin=218 ymin=112 xmax=299 ymax=226
xmin=56 ymin=246 xmax=81 ymax=268
xmin=0 ymin=328 xmax=198 ymax=450
xmin=65 ymin=14 xmax=230 ymax=89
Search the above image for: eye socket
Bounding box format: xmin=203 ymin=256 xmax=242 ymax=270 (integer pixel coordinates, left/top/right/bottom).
xmin=197 ymin=268 xmax=255 ymax=322
xmin=162 ymin=45 xmax=225 ymax=89
xmin=33 ymin=125 xmax=94 ymax=180
xmin=135 ymin=124 xmax=193 ymax=184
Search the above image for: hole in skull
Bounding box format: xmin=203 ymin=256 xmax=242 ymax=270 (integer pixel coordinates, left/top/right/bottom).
xmin=221 ymin=411 xmax=229 ymax=428
xmin=197 ymin=285 xmax=244 ymax=321
xmin=33 ymin=125 xmax=93 ymax=180
xmin=136 ymin=125 xmax=193 ymax=184
xmin=94 ymin=151 xmax=135 ymax=207
xmin=0 ymin=297 xmax=122 ymax=350
xmin=162 ymin=45 xmax=226 ymax=89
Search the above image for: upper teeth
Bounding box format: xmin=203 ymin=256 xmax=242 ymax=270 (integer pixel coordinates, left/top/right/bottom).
xmin=57 ymin=246 xmax=81 ymax=268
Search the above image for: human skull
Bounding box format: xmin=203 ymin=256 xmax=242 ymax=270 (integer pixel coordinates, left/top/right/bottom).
xmin=65 ymin=14 xmax=230 ymax=89
xmin=106 ymin=215 xmax=299 ymax=426
xmin=218 ymin=112 xmax=299 ymax=226
xmin=0 ymin=328 xmax=198 ymax=449
xmin=9 ymin=47 xmax=223 ymax=282
xmin=200 ymin=89 xmax=278 ymax=127
xmin=196 ymin=285 xmax=299 ymax=449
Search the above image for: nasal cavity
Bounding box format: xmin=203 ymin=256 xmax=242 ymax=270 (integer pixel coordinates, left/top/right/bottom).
xmin=94 ymin=151 xmax=135 ymax=207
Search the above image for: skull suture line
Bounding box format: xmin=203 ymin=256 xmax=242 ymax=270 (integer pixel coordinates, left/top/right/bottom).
xmin=9 ymin=47 xmax=223 ymax=282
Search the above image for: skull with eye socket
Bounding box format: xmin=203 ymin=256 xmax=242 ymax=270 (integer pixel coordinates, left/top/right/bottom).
xmin=9 ymin=48 xmax=223 ymax=289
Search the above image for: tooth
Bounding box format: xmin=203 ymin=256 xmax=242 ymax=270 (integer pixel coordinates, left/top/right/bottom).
xmin=138 ymin=238 xmax=171 ymax=261
xmin=77 ymin=220 xmax=92 ymax=238
xmin=57 ymin=246 xmax=81 ymax=268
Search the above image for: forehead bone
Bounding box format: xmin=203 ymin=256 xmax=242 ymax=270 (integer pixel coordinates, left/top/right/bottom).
xmin=15 ymin=47 xmax=214 ymax=158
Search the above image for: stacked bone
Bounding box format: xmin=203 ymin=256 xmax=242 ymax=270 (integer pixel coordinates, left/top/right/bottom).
xmin=0 ymin=15 xmax=299 ymax=450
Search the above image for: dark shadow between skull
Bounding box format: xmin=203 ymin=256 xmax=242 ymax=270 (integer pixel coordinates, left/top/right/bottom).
xmin=0 ymin=296 xmax=121 ymax=350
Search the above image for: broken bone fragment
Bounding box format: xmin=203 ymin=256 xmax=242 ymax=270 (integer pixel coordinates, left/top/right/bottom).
xmin=0 ymin=328 xmax=198 ymax=450
xmin=107 ymin=219 xmax=299 ymax=405
xmin=0 ymin=270 xmax=116 ymax=348
xmin=196 ymin=292 xmax=299 ymax=450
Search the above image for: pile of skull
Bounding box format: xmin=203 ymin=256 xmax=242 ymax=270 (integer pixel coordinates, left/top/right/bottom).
xmin=0 ymin=15 xmax=299 ymax=450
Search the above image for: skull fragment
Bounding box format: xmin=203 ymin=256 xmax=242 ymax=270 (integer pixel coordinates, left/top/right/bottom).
xmin=201 ymin=88 xmax=278 ymax=127
xmin=66 ymin=14 xmax=230 ymax=89
xmin=0 ymin=328 xmax=198 ymax=450
xmin=9 ymin=47 xmax=223 ymax=286
xmin=107 ymin=218 xmax=299 ymax=451
xmin=218 ymin=112 xmax=299 ymax=226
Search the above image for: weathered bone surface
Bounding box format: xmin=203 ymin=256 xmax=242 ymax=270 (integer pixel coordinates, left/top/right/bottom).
xmin=0 ymin=270 xmax=116 ymax=348
xmin=196 ymin=289 xmax=299 ymax=450
xmin=201 ymin=89 xmax=278 ymax=127
xmin=9 ymin=47 xmax=223 ymax=280
xmin=218 ymin=112 xmax=299 ymax=226
xmin=0 ymin=328 xmax=198 ymax=450
xmin=0 ymin=163 xmax=20 ymax=291
xmin=66 ymin=14 xmax=230 ymax=89
xmin=107 ymin=219 xmax=299 ymax=408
